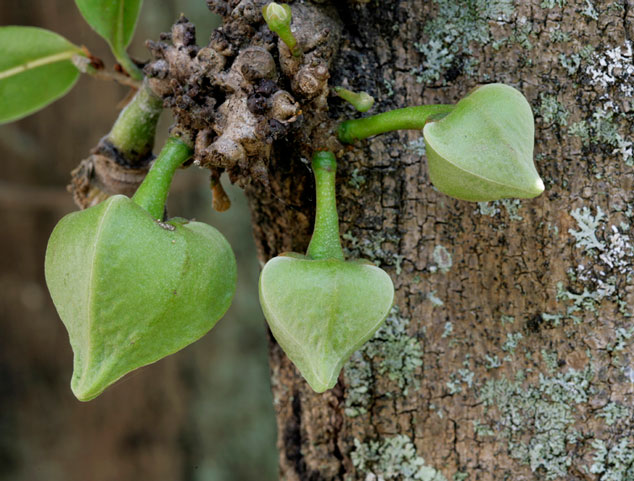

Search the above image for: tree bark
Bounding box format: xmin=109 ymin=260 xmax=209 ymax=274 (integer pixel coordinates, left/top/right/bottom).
xmin=216 ymin=0 xmax=634 ymax=479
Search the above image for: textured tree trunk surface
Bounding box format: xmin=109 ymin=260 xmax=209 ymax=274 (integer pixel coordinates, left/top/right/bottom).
xmin=240 ymin=0 xmax=634 ymax=479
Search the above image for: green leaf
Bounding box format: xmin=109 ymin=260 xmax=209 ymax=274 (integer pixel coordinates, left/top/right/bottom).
xmin=0 ymin=26 xmax=83 ymax=124
xmin=75 ymin=0 xmax=142 ymax=56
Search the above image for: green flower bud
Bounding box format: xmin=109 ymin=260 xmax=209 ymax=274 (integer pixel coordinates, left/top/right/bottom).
xmin=258 ymin=152 xmax=394 ymax=392
xmin=262 ymin=2 xmax=300 ymax=57
xmin=423 ymin=83 xmax=544 ymax=201
xmin=45 ymin=138 xmax=237 ymax=401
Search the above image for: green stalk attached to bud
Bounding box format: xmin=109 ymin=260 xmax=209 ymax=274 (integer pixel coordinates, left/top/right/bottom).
xmin=259 ymin=151 xmax=394 ymax=393
xmin=132 ymin=136 xmax=193 ymax=220
xmin=306 ymin=151 xmax=344 ymax=261
xmin=45 ymin=134 xmax=236 ymax=401
xmin=262 ymin=2 xmax=301 ymax=57
xmin=338 ymin=104 xmax=454 ymax=144
xmin=338 ymin=83 xmax=545 ymax=202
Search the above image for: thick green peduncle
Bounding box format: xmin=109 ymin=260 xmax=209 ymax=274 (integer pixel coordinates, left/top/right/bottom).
xmin=108 ymin=80 xmax=163 ymax=160
xmin=306 ymin=151 xmax=344 ymax=261
xmin=262 ymin=2 xmax=301 ymax=57
xmin=338 ymin=104 xmax=455 ymax=144
xmin=132 ymin=137 xmax=193 ymax=220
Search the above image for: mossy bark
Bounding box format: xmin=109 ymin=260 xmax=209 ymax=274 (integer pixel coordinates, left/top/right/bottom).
xmin=240 ymin=0 xmax=634 ymax=479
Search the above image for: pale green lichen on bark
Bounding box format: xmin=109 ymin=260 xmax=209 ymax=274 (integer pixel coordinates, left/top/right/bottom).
xmin=596 ymin=402 xmax=630 ymax=426
xmin=559 ymin=45 xmax=594 ymax=75
xmin=427 ymin=291 xmax=444 ymax=307
xmin=350 ymin=435 xmax=447 ymax=481
xmin=581 ymin=0 xmax=599 ymax=20
xmin=558 ymin=205 xmax=634 ymax=319
xmin=501 ymin=332 xmax=524 ymax=355
xmin=472 ymin=420 xmax=495 ymax=437
xmin=441 ymin=321 xmax=453 ymax=338
xmin=476 ymin=199 xmax=523 ymax=221
xmin=537 ymin=93 xmax=569 ymax=127
xmin=412 ymin=0 xmax=514 ymax=84
xmin=343 ymin=308 xmax=423 ymax=417
xmin=566 ymin=40 xmax=634 ymax=166
xmin=568 ymin=109 xmax=633 ymax=168
xmin=484 ymin=354 xmax=502 ymax=369
xmin=588 ymin=438 xmax=634 ymax=481
xmin=347 ymin=168 xmax=366 ymax=189
xmin=343 ymin=231 xmax=405 ymax=274
xmin=431 ymin=245 xmax=452 ymax=273
xmin=492 ymin=19 xmax=534 ymax=51
xmin=479 ymin=365 xmax=595 ymax=479
xmin=549 ymin=29 xmax=570 ymax=43
xmin=407 ymin=137 xmax=426 ymax=156
xmin=544 ymin=205 xmax=634 ymax=328
xmin=540 ymin=349 xmax=559 ymax=373
xmin=446 ymin=367 xmax=475 ymax=395
xmin=569 ymin=206 xmax=606 ymax=252
xmin=540 ymin=0 xmax=567 ymax=8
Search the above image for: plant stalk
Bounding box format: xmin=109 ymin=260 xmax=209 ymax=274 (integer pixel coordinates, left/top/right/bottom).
xmin=113 ymin=48 xmax=144 ymax=81
xmin=306 ymin=151 xmax=344 ymax=261
xmin=108 ymin=79 xmax=163 ymax=162
xmin=132 ymin=137 xmax=193 ymax=220
xmin=338 ymin=104 xmax=455 ymax=144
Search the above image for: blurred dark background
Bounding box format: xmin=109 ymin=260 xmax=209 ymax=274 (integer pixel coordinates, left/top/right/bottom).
xmin=0 ymin=1 xmax=278 ymax=480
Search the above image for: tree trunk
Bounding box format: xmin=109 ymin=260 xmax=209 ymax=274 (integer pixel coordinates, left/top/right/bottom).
xmin=222 ymin=0 xmax=634 ymax=479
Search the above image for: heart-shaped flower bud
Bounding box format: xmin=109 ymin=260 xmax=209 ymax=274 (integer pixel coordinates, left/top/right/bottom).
xmin=258 ymin=152 xmax=394 ymax=392
xmin=260 ymin=255 xmax=393 ymax=392
xmin=423 ymin=83 xmax=544 ymax=201
xmin=338 ymin=83 xmax=544 ymax=202
xmin=45 ymin=138 xmax=236 ymax=400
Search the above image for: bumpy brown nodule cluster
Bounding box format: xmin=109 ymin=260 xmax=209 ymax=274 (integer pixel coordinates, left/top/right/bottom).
xmin=144 ymin=1 xmax=343 ymax=189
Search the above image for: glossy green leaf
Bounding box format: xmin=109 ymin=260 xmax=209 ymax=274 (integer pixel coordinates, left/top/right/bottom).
xmin=423 ymin=83 xmax=544 ymax=202
xmin=259 ymin=254 xmax=394 ymax=392
xmin=45 ymin=195 xmax=237 ymax=401
xmin=0 ymin=26 xmax=83 ymax=124
xmin=75 ymin=0 xmax=142 ymax=55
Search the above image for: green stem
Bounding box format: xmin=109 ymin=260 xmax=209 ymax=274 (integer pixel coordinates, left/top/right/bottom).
xmin=132 ymin=137 xmax=193 ymax=219
xmin=334 ymin=87 xmax=375 ymax=112
xmin=306 ymin=151 xmax=344 ymax=261
xmin=278 ymin=30 xmax=300 ymax=57
xmin=338 ymin=104 xmax=455 ymax=144
xmin=108 ymin=79 xmax=163 ymax=161
xmin=113 ymin=47 xmax=144 ymax=81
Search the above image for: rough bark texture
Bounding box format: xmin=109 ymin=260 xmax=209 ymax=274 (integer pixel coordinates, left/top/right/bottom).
xmin=170 ymin=0 xmax=633 ymax=479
